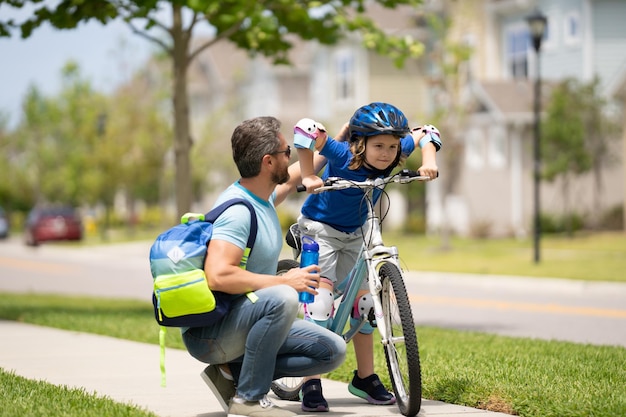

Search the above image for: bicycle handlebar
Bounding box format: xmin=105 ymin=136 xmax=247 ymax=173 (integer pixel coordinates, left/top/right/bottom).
xmin=296 ymin=169 xmax=435 ymax=193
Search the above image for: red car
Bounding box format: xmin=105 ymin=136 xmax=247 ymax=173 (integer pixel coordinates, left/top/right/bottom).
xmin=24 ymin=206 xmax=83 ymax=246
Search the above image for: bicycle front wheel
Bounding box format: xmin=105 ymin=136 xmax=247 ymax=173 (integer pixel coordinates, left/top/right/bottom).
xmin=378 ymin=262 xmax=421 ymax=416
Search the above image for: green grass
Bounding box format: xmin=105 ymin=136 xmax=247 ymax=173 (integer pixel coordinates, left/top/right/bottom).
xmin=1 ymin=293 xmax=624 ymax=417
xmin=0 ymin=368 xmax=157 ymax=417
xmin=388 ymin=231 xmax=626 ymax=282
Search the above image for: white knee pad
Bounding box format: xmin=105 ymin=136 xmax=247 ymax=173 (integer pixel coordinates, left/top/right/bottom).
xmin=352 ymin=293 xmax=374 ymax=319
xmin=351 ymin=293 xmax=375 ymax=335
xmin=304 ymin=279 xmax=335 ymax=324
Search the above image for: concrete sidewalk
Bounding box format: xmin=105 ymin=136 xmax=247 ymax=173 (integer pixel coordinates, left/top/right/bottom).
xmin=0 ymin=320 xmax=511 ymax=417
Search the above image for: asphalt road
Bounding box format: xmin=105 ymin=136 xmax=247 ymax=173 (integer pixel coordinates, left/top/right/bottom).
xmin=1 ymin=237 xmax=625 ymax=348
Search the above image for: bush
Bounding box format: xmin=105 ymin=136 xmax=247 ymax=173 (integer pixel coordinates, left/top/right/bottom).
xmin=599 ymin=204 xmax=623 ymax=231
xmin=539 ymin=212 xmax=585 ymax=234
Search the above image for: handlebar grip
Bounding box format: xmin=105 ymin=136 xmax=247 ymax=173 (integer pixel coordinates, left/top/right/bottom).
xmin=401 ymin=169 xmax=439 ymax=178
xmin=415 ymin=170 xmax=439 ymax=178
xmin=296 ymin=185 xmax=306 ymax=192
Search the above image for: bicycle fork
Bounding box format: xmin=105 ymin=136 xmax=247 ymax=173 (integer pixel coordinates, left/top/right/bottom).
xmin=366 ymin=250 xmax=402 ymax=347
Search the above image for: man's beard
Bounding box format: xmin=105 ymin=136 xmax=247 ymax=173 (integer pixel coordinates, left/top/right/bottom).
xmin=272 ymin=166 xmax=290 ymax=185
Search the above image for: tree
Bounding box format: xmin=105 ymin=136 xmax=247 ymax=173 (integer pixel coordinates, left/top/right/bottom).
xmin=10 ymin=62 xmax=109 ymax=206
xmin=577 ymin=77 xmax=621 ymax=227
xmin=103 ymin=66 xmax=173 ymax=233
xmin=542 ymin=78 xmax=591 ymax=233
xmin=8 ymin=59 xmax=171 ymax=239
xmin=542 ymin=77 xmax=620 ymax=230
xmin=1 ymin=0 xmax=426 ymax=214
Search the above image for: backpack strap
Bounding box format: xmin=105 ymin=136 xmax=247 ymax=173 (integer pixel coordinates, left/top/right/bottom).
xmin=204 ymin=198 xmax=258 ymax=262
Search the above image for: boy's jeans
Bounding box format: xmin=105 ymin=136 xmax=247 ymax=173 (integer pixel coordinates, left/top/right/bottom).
xmin=182 ymin=285 xmax=346 ymax=401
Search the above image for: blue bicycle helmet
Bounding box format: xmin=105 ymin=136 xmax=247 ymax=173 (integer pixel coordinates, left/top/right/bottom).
xmin=349 ymin=102 xmax=410 ymax=142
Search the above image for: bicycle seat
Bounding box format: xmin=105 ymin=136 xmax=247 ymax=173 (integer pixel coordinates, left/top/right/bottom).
xmin=285 ymin=223 xmax=302 ymax=251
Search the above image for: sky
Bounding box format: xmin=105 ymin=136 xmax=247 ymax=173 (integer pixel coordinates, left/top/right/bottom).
xmin=0 ymin=7 xmax=155 ymax=129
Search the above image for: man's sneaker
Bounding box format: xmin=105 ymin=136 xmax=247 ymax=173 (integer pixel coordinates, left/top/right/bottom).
xmin=348 ymin=370 xmax=396 ymax=405
xmin=201 ymin=364 xmax=236 ymax=412
xmin=228 ymin=395 xmax=297 ymax=417
xmin=300 ymin=378 xmax=329 ymax=412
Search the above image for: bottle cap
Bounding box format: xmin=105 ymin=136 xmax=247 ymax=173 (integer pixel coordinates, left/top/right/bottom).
xmin=301 ymin=235 xmax=319 ymax=251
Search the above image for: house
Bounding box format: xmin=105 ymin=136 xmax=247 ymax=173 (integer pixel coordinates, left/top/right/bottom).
xmin=450 ymin=0 xmax=626 ymax=236
xmin=185 ymin=0 xmax=626 ymax=236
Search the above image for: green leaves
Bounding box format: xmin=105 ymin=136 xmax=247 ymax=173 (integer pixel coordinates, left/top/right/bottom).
xmin=3 ymin=1 xmax=427 ymax=64
xmin=2 ymin=59 xmax=172 ymax=209
xmin=541 ymin=77 xmax=613 ymax=181
xmin=2 ymin=0 xmax=429 ymax=213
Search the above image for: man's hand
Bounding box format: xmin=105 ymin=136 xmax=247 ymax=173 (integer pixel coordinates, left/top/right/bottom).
xmin=282 ymin=264 xmax=320 ymax=295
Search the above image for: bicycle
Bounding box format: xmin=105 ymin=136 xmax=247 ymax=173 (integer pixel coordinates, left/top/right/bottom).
xmin=271 ymin=168 xmax=429 ymax=417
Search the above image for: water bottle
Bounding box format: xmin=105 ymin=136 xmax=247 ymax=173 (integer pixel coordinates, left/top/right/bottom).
xmin=298 ymin=236 xmax=319 ymax=304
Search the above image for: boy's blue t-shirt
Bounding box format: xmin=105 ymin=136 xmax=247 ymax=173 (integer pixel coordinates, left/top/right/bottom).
xmin=301 ymin=135 xmax=415 ymax=233
xmin=211 ymin=181 xmax=282 ymax=276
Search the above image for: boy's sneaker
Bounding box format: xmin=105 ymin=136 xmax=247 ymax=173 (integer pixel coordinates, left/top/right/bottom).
xmin=201 ymin=364 xmax=236 ymax=412
xmin=300 ymin=378 xmax=329 ymax=412
xmin=228 ymin=395 xmax=297 ymax=417
xmin=348 ymin=370 xmax=396 ymax=405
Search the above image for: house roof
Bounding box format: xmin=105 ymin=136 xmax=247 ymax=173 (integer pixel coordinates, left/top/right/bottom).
xmin=479 ymin=80 xmax=533 ymax=114
xmin=469 ymin=80 xmax=555 ymax=125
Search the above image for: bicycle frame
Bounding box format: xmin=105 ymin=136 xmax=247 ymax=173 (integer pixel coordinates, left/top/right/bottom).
xmin=328 ymin=206 xmax=403 ymax=343
xmin=298 ymin=169 xmax=428 ymax=342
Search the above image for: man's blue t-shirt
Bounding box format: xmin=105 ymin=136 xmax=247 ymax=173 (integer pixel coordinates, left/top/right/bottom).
xmin=211 ymin=181 xmax=282 ymax=276
xmin=301 ymin=135 xmax=415 ymax=233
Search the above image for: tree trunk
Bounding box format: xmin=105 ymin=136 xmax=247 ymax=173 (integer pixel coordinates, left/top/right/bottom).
xmin=562 ymin=175 xmax=573 ymax=236
xmin=590 ymin=162 xmax=603 ymax=229
xmin=171 ymin=5 xmax=193 ymax=215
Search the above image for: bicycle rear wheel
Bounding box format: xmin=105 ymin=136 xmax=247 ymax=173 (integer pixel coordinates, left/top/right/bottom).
xmin=378 ymin=262 xmax=421 ymax=416
xmin=271 ymin=259 xmax=304 ymax=401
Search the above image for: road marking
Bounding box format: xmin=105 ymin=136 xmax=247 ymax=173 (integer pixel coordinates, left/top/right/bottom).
xmin=0 ymin=257 xmax=78 ymax=274
xmin=412 ymin=295 xmax=626 ymax=319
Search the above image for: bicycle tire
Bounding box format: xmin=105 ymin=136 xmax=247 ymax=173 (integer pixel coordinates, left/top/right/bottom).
xmin=270 ymin=377 xmax=303 ymax=401
xmin=271 ymin=258 xmax=304 ymax=401
xmin=378 ymin=262 xmax=422 ymax=416
xmin=277 ymin=258 xmax=299 ymax=275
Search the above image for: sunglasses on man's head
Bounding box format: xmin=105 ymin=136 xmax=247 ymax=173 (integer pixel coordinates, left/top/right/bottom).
xmin=272 ymin=145 xmax=291 ymax=158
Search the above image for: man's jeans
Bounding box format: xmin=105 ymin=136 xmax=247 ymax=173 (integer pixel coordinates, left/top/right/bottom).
xmin=183 ymin=285 xmax=346 ymax=401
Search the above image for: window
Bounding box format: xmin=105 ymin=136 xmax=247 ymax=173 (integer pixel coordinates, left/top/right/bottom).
xmin=505 ymin=26 xmax=529 ymax=79
xmin=335 ymin=50 xmax=354 ymax=101
xmin=563 ymin=11 xmax=582 ymax=46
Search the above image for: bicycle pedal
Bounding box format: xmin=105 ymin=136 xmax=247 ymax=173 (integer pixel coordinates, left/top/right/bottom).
xmin=367 ymin=310 xmax=378 ymax=327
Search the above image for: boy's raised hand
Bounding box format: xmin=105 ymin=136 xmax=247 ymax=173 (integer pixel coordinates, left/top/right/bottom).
xmin=302 ymin=174 xmax=324 ymax=193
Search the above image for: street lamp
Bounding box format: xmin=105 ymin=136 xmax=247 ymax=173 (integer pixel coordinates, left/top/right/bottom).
xmin=526 ymin=9 xmax=547 ymax=264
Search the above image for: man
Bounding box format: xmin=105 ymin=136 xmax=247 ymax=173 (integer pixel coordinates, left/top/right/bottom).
xmin=182 ymin=116 xmax=346 ymax=417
